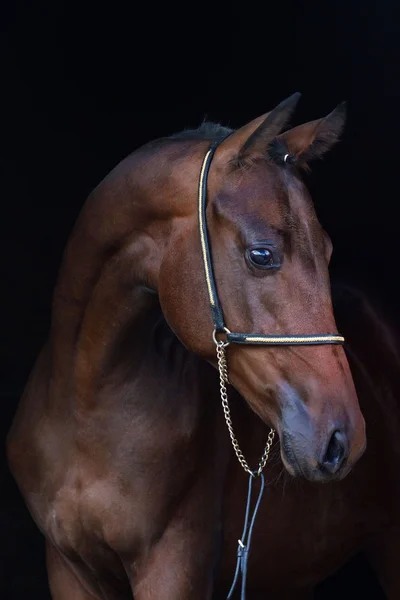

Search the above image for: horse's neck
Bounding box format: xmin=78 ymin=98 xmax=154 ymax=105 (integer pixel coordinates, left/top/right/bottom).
xmin=48 ymin=148 xmax=185 ymax=405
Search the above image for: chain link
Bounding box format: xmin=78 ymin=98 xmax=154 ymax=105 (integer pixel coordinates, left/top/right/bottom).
xmin=216 ymin=342 xmax=275 ymax=477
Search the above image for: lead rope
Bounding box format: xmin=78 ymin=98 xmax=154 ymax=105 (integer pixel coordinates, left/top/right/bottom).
xmin=227 ymin=474 xmax=265 ymax=600
xmin=216 ymin=341 xmax=275 ymax=600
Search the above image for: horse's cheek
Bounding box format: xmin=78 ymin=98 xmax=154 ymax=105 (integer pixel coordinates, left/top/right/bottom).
xmin=157 ymin=249 xmax=212 ymax=356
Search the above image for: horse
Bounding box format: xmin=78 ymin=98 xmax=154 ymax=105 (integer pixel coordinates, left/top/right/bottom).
xmin=6 ymin=93 xmax=400 ymax=599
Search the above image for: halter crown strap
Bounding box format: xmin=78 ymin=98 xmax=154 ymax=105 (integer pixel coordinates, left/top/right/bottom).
xmin=197 ymin=140 xmax=345 ymax=347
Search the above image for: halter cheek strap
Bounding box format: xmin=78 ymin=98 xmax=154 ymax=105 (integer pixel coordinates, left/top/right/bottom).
xmin=198 ymin=140 xmax=226 ymax=333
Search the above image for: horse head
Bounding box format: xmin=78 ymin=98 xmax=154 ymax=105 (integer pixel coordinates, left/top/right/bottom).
xmin=157 ymin=95 xmax=366 ymax=482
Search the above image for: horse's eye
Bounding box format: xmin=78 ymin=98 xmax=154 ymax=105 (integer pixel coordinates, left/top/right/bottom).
xmin=247 ymin=248 xmax=277 ymax=269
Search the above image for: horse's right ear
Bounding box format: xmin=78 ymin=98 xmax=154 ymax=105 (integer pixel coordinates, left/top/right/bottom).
xmin=271 ymin=102 xmax=347 ymax=168
xmin=218 ymin=93 xmax=301 ymax=161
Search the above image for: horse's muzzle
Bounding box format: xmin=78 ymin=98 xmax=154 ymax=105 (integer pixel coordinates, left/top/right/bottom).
xmin=280 ymin=426 xmax=366 ymax=482
xmin=278 ymin=404 xmax=366 ymax=483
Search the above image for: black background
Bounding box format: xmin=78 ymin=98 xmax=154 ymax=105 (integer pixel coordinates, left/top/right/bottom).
xmin=1 ymin=1 xmax=399 ymax=598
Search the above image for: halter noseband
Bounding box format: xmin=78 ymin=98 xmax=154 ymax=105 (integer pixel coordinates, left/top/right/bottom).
xmin=198 ymin=138 xmax=345 ymax=348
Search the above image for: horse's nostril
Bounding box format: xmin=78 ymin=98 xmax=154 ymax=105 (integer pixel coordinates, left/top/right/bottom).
xmin=321 ymin=430 xmax=347 ymax=474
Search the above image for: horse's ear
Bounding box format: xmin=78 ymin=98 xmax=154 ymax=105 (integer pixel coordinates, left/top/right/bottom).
xmin=218 ymin=92 xmax=301 ymax=160
xmin=272 ymin=102 xmax=347 ymax=167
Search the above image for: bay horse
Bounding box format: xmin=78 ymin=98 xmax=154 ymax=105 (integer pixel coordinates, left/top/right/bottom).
xmin=6 ymin=94 xmax=400 ymax=599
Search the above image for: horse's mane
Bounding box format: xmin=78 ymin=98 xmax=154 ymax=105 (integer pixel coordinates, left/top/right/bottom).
xmin=168 ymin=121 xmax=233 ymax=141
xmin=153 ymin=121 xmax=290 ymax=170
xmin=141 ymin=122 xmax=233 ymax=153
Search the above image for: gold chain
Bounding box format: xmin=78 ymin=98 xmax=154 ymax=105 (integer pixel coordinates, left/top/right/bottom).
xmin=216 ymin=342 xmax=275 ymax=476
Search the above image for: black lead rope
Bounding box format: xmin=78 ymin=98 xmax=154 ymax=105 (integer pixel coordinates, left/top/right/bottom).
xmin=227 ymin=473 xmax=265 ymax=600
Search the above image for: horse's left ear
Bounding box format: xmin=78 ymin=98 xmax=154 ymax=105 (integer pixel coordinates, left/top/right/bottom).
xmin=271 ymin=102 xmax=347 ymax=167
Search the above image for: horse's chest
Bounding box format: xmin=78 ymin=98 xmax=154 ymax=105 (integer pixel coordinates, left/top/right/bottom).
xmin=219 ymin=470 xmax=366 ymax=591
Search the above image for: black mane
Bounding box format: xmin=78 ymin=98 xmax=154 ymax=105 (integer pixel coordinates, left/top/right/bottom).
xmin=167 ymin=121 xmax=292 ymax=168
xmin=145 ymin=120 xmax=291 ymax=168
xmin=169 ymin=121 xmax=233 ymax=141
